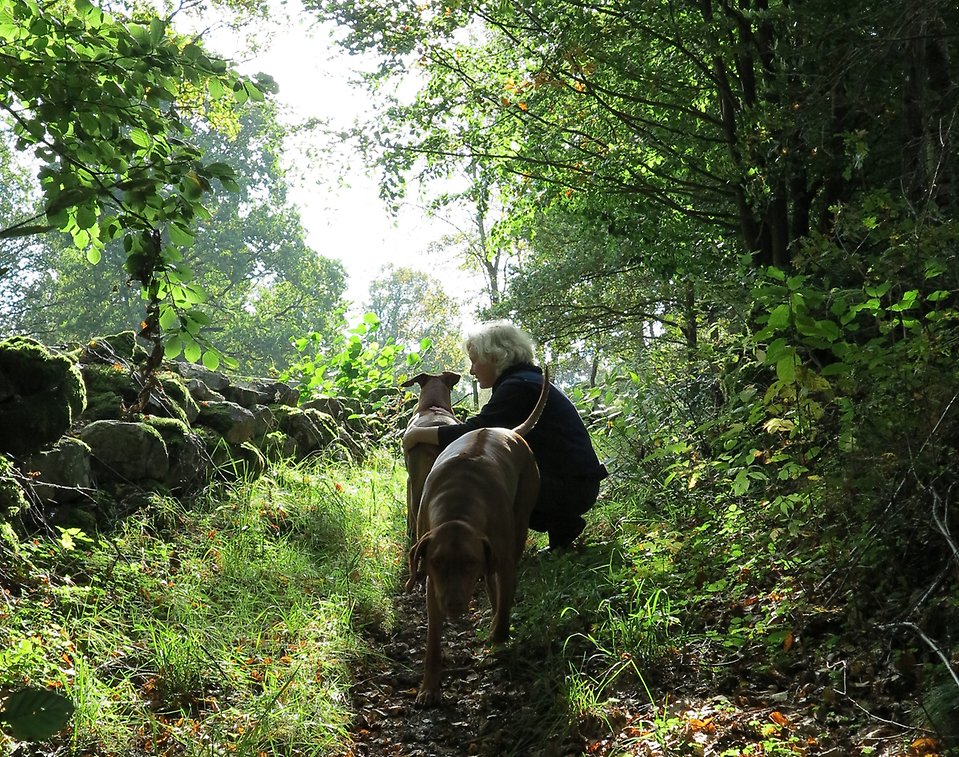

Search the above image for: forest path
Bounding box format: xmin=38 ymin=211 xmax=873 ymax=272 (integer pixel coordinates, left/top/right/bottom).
xmin=344 ymin=581 xmax=584 ymax=757
xmin=341 ymin=547 xmax=918 ymax=757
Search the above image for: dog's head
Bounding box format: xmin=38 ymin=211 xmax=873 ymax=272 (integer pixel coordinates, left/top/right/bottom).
xmin=401 ymin=372 xmax=461 ymax=391
xmin=406 ymin=520 xmax=496 ymax=616
xmin=401 ymin=372 xmax=461 ymax=414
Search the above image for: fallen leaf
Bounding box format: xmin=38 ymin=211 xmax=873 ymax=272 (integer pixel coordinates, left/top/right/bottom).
xmin=770 ymin=710 xmax=791 ymax=727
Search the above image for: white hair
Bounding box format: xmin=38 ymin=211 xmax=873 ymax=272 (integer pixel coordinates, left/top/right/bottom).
xmin=465 ymin=320 xmax=536 ymax=374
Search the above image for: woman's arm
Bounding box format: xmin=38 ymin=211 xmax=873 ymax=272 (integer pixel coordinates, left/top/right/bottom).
xmin=433 ymin=376 xmax=537 ymax=448
xmin=402 ymin=424 xmax=440 ymax=451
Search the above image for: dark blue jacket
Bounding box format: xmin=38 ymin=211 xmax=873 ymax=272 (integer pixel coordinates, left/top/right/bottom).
xmin=435 ymin=363 xmax=608 ymax=481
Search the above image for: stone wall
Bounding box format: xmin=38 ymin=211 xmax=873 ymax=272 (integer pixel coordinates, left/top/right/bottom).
xmin=0 ymin=333 xmax=395 ymax=526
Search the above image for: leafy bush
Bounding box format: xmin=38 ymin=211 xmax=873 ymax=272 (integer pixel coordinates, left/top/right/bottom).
xmin=283 ymin=312 xmax=430 ymax=412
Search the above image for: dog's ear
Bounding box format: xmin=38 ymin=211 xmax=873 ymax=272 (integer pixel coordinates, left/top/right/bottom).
xmin=401 ymin=373 xmax=428 ymax=389
xmin=405 ymin=534 xmax=431 ymax=592
xmin=441 ymin=371 xmax=461 ymax=388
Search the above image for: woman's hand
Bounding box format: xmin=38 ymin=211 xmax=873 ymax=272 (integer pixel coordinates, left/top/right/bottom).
xmin=403 ymin=425 xmax=440 ymax=452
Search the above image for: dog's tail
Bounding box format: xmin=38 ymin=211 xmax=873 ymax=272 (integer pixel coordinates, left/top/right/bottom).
xmin=512 ymin=366 xmax=550 ymax=438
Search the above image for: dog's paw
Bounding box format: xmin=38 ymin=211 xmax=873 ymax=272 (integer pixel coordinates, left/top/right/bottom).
xmin=488 ymin=624 xmax=510 ymax=644
xmin=414 ymin=687 xmax=442 ymax=707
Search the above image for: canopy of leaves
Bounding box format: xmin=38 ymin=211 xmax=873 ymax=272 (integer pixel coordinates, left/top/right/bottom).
xmin=2 ymin=101 xmax=347 ymax=374
xmin=0 ymin=0 xmax=276 ymax=366
xmin=363 ymin=264 xmax=465 ymax=373
xmin=312 ymin=0 xmax=957 ymax=339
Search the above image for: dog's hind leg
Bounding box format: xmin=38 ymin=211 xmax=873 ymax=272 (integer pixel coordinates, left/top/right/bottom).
xmin=488 ymin=568 xmax=514 ymax=643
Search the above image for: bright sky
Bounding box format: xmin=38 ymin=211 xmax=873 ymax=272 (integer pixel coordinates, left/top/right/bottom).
xmin=189 ymin=4 xmax=485 ymax=317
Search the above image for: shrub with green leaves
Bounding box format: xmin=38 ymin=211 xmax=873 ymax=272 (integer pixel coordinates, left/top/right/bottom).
xmin=283 ymin=312 xmax=430 ymax=411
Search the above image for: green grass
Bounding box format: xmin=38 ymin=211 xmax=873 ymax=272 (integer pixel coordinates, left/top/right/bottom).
xmin=2 ymin=446 xmax=929 ymax=756
xmin=0 ymin=448 xmax=407 ymax=756
xmin=1 ymin=448 xmax=692 ymax=756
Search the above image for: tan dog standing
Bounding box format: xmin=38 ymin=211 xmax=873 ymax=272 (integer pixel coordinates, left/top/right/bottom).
xmin=406 ymin=368 xmax=550 ymax=706
xmin=401 ymin=372 xmax=461 ymax=546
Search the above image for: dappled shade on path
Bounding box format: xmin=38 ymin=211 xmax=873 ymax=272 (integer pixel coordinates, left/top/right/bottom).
xmin=344 ymin=585 xmax=584 ymax=757
xmin=341 ymin=543 xmax=936 ymax=757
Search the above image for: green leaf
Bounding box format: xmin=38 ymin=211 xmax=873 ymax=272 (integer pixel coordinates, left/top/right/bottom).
xmin=129 ymin=127 xmax=151 ymax=148
xmin=765 ymin=266 xmax=786 ymax=281
xmin=888 ymin=289 xmax=919 ymax=312
xmin=764 ymin=338 xmax=790 ymax=364
xmin=776 ymin=351 xmax=797 ymax=383
xmin=243 ymin=80 xmax=265 ymax=102
xmin=766 ymin=303 xmax=790 ymax=329
xmin=183 ymin=341 xmax=202 ymax=363
xmin=168 ymin=223 xmax=194 ymax=247
xmin=149 ymin=17 xmax=165 ymax=44
xmin=75 ymin=203 xmax=98 ymax=231
xmin=201 ymin=350 xmax=220 ymax=371
xmin=164 ymin=333 xmax=183 ymax=359
xmin=731 ymin=470 xmax=750 ymax=495
xmin=203 ymin=161 xmax=235 ymax=179
xmin=0 ymin=687 xmax=74 ymax=741
xmin=815 ymin=319 xmax=840 ymax=342
xmin=207 ymin=77 xmax=226 ymax=99
xmin=72 ymin=228 xmax=90 ymax=248
xmin=821 ymin=362 xmax=851 ymax=376
xmin=158 ymin=306 xmax=179 ymax=330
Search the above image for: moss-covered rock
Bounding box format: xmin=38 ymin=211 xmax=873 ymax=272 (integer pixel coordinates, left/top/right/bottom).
xmin=21 ymin=436 xmax=92 ymax=505
xmin=157 ymin=371 xmax=199 ymax=424
xmin=81 ymin=331 xmax=151 ymax=365
xmin=79 ymin=420 xmax=169 ymax=483
xmin=0 ymin=455 xmax=28 ymax=520
xmin=142 ymin=417 xmax=210 ymax=495
xmin=251 ymin=405 xmax=277 ymax=440
xmin=260 ymin=430 xmax=297 ymax=462
xmin=195 ymin=428 xmax=266 ymax=481
xmin=271 ymin=405 xmax=339 ymax=455
xmin=79 ymin=363 xmax=199 ymax=427
xmin=227 ymin=441 xmax=267 ymax=480
xmin=79 ymin=363 xmax=137 ymax=422
xmin=169 ymin=361 xmax=230 ymax=392
xmin=0 ymin=336 xmax=86 ymax=455
xmin=196 ymin=401 xmax=255 ymax=444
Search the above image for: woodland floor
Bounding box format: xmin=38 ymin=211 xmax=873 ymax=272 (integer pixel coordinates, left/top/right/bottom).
xmin=342 ymin=550 xmax=937 ymax=757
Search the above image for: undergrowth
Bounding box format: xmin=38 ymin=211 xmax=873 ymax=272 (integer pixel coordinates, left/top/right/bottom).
xmin=0 ymin=448 xmax=407 ymax=756
xmin=2 ymin=435 xmax=955 ymax=756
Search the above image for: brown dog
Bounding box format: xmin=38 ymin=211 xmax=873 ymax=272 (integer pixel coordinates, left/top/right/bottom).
xmin=405 ymin=368 xmax=550 ymax=706
xmin=401 ymin=372 xmax=461 ymax=545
